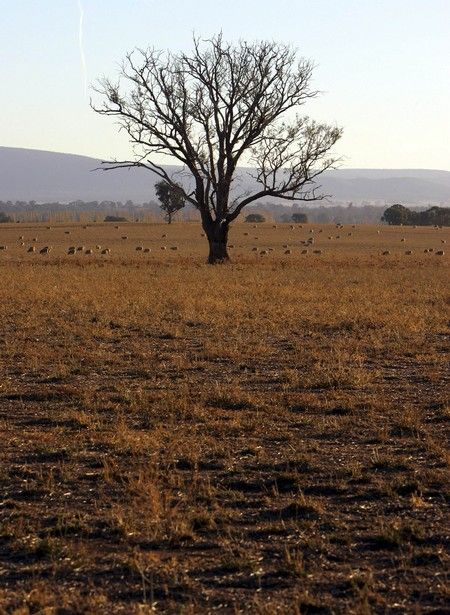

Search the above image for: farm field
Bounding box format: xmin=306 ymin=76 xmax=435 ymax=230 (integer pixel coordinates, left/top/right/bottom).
xmin=0 ymin=222 xmax=449 ymax=614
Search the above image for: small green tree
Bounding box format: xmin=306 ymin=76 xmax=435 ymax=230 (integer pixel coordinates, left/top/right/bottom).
xmin=0 ymin=212 xmax=13 ymax=223
xmin=291 ymin=212 xmax=308 ymax=223
xmin=245 ymin=213 xmax=266 ymax=223
xmin=381 ymin=204 xmax=412 ymax=225
xmin=155 ymin=180 xmax=186 ymax=224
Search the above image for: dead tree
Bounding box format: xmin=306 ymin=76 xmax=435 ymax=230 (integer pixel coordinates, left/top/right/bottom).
xmin=93 ymin=34 xmax=342 ymax=263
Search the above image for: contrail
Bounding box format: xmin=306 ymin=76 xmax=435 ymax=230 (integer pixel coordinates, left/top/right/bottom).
xmin=77 ymin=0 xmax=88 ymax=97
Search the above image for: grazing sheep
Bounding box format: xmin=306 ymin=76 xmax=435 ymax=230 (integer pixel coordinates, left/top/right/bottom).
xmin=170 ymin=246 xmax=178 ymax=251
xmin=19 ymin=235 xmax=24 ymax=240
xmin=0 ymin=245 xmax=7 ymax=251
xmin=228 ymin=244 xmax=234 ymax=248
xmin=405 ymin=250 xmax=413 ymax=255
xmin=20 ymin=242 xmax=24 ymax=246
xmin=401 ymin=238 xmax=406 ymax=242
xmin=143 ymin=248 xmax=151 ymax=253
xmin=65 ymin=231 xmax=70 ymax=235
xmin=436 ymin=250 xmax=445 ymax=256
xmin=328 ymin=236 xmax=333 ymax=240
xmin=77 ymin=246 xmax=84 ymax=251
xmin=301 ymin=249 xmax=308 ymax=254
xmin=347 ymin=232 xmax=352 ymax=236
xmin=67 ymin=248 xmax=76 ymax=255
xmin=27 ymin=246 xmax=35 ymax=253
xmin=254 ymin=236 xmax=258 ymax=239
xmin=282 ymin=244 xmax=289 ymax=248
xmin=46 ymin=226 xmax=52 ymax=230
xmin=201 ymin=233 xmax=206 ymax=237
xmin=260 ymin=250 xmax=268 ymax=255
xmin=101 ymin=248 xmax=110 ymax=254
xmin=284 ymin=249 xmax=291 ymax=255
xmin=85 ymin=249 xmax=93 ymax=255
xmin=251 ymin=247 xmax=258 ymax=252
xmin=313 ymin=249 xmax=322 ymax=254
xmin=382 ymin=250 xmax=391 ymax=255
xmin=272 ymin=225 xmax=277 ymax=228
xmin=162 ymin=233 xmax=167 ymax=238
xmin=161 ymin=246 xmax=167 ymax=250
xmin=335 ymin=235 xmax=341 ymax=239
xmin=121 ymin=236 xmax=128 ymax=240
xmin=308 ymin=238 xmax=315 ymax=244
xmin=268 ymin=247 xmax=274 ymax=251
xmin=135 ymin=246 xmax=143 ymax=251
xmin=309 ymin=229 xmax=314 ymax=233
xmin=32 ymin=238 xmax=37 ymax=242
xmin=441 ymin=240 xmax=447 ymax=244
xmin=243 ymin=232 xmax=249 ymax=236
xmin=423 ymin=248 xmax=430 ymax=253
xmin=428 ymin=248 xmax=434 ymax=252
xmin=39 ymin=246 xmax=51 ymax=254
xmin=96 ymin=245 xmax=102 ymax=250
xmin=83 ymin=225 xmax=88 ymax=229
xmin=115 ymin=225 xmax=120 ymax=229
xmin=290 ymin=225 xmax=295 ymax=230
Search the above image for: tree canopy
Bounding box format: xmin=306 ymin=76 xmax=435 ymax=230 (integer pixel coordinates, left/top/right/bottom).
xmin=94 ymin=34 xmax=342 ymax=262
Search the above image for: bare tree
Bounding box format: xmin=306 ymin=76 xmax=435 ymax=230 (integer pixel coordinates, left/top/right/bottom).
xmin=155 ymin=180 xmax=185 ymax=224
xmin=93 ymin=34 xmax=342 ymax=263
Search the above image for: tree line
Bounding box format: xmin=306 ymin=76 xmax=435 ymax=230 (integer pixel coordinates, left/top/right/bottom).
xmin=381 ymin=204 xmax=449 ymax=226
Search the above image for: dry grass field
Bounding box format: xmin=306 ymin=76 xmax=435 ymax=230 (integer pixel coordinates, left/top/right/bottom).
xmin=0 ymin=221 xmax=449 ymax=614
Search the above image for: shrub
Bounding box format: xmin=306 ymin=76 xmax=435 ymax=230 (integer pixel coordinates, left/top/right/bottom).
xmin=245 ymin=213 xmax=266 ymax=223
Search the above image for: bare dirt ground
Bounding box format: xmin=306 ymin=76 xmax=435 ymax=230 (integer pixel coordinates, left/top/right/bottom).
xmin=0 ymin=222 xmax=449 ymax=613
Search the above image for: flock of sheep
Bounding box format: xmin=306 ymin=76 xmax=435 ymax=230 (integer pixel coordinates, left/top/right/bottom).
xmin=0 ymin=223 xmax=447 ymax=257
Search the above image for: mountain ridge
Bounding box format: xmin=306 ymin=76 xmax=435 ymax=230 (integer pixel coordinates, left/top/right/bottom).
xmin=1 ymin=146 xmax=449 ymax=204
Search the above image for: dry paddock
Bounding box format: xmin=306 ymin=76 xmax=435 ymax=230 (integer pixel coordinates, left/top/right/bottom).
xmin=0 ymin=222 xmax=449 ymax=613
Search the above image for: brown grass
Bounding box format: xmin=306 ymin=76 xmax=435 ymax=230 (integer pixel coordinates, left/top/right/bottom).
xmin=0 ymin=222 xmax=449 ymax=613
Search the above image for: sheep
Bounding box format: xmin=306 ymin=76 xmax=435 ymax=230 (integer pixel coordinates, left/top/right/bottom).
xmin=328 ymin=236 xmax=333 ymax=240
xmin=121 ymin=236 xmax=128 ymax=240
xmin=428 ymin=248 xmax=434 ymax=252
xmin=243 ymin=232 xmax=249 ymax=236
xmin=143 ymin=248 xmax=151 ymax=253
xmin=301 ymin=249 xmax=308 ymax=254
xmin=46 ymin=226 xmax=52 ymax=230
xmin=268 ymin=247 xmax=274 ymax=251
xmin=401 ymin=238 xmax=406 ymax=242
xmin=254 ymin=236 xmax=259 ymax=240
xmin=170 ymin=246 xmax=178 ymax=251
xmin=39 ymin=246 xmax=51 ymax=254
xmin=115 ymin=225 xmax=120 ymax=229
xmin=284 ymin=249 xmax=291 ymax=255
xmin=85 ymin=249 xmax=93 ymax=255
xmin=377 ymin=230 xmax=381 ymax=234
xmin=335 ymin=235 xmax=341 ymax=239
xmin=290 ymin=225 xmax=295 ymax=230
xmin=436 ymin=250 xmax=445 ymax=256
xmin=76 ymin=246 xmax=84 ymax=251
xmin=307 ymin=238 xmax=315 ymax=244
xmin=83 ymin=225 xmax=88 ymax=229
xmin=65 ymin=231 xmax=70 ymax=235
xmin=160 ymin=246 xmax=167 ymax=250
xmin=282 ymin=244 xmax=289 ymax=248
xmin=423 ymin=248 xmax=430 ymax=253
xmin=101 ymin=248 xmax=110 ymax=255
xmin=228 ymin=244 xmax=234 ymax=248
xmin=135 ymin=246 xmax=144 ymax=251
xmin=201 ymin=233 xmax=206 ymax=237
xmin=27 ymin=246 xmax=35 ymax=253
xmin=19 ymin=235 xmax=24 ymax=240
xmin=272 ymin=225 xmax=277 ymax=228
xmin=382 ymin=250 xmax=391 ymax=255
xmin=0 ymin=245 xmax=7 ymax=250
xmin=96 ymin=245 xmax=102 ymax=250
xmin=32 ymin=238 xmax=37 ymax=242
xmin=20 ymin=242 xmax=24 ymax=246
xmin=405 ymin=250 xmax=413 ymax=255
xmin=162 ymin=233 xmax=167 ymax=238
xmin=441 ymin=240 xmax=447 ymax=244
xmin=260 ymin=250 xmax=268 ymax=255
xmin=251 ymin=247 xmax=258 ymax=252
xmin=347 ymin=232 xmax=352 ymax=236
xmin=67 ymin=248 xmax=76 ymax=255
xmin=313 ymin=249 xmax=322 ymax=254
xmin=309 ymin=229 xmax=314 ymax=234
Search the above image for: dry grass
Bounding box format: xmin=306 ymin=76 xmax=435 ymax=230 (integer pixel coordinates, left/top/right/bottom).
xmin=0 ymin=222 xmax=449 ymax=613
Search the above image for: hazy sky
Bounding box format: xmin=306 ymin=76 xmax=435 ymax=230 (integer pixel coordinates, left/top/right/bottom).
xmin=1 ymin=0 xmax=449 ymax=169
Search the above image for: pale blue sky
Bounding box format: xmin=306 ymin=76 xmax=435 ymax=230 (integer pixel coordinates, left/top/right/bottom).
xmin=1 ymin=0 xmax=449 ymax=169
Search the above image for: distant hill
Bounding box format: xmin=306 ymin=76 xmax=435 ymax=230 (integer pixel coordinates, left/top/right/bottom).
xmin=1 ymin=147 xmax=449 ymax=204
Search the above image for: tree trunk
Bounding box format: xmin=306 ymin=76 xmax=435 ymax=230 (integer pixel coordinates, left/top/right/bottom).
xmin=205 ymin=221 xmax=230 ymax=264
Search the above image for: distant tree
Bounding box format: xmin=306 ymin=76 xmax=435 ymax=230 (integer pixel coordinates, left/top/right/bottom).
xmin=381 ymin=204 xmax=412 ymax=225
xmin=154 ymin=180 xmax=186 ymax=224
xmin=245 ymin=213 xmax=266 ymax=223
xmin=0 ymin=212 xmax=13 ymax=223
xmin=291 ymin=212 xmax=308 ymax=223
xmin=382 ymin=204 xmax=450 ymax=226
xmin=94 ymin=34 xmax=341 ymax=262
